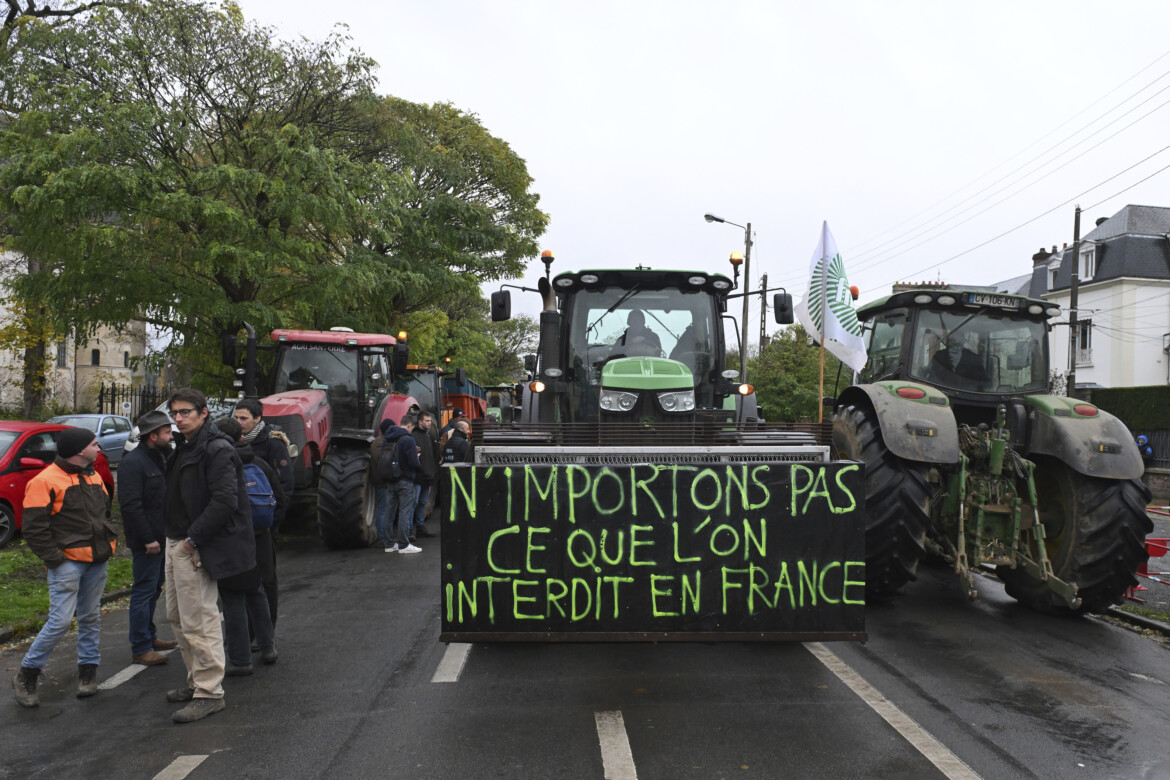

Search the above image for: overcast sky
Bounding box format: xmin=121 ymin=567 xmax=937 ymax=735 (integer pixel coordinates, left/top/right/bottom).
xmin=236 ymin=0 xmax=1170 ymax=338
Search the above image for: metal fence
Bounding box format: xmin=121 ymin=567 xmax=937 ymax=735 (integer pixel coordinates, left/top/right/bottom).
xmin=1141 ymin=429 xmax=1170 ymax=470
xmin=96 ymin=383 xmax=173 ymax=420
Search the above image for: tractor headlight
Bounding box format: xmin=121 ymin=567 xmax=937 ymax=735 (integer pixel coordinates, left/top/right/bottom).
xmin=657 ymin=389 xmax=696 ymax=412
xmin=600 ymin=389 xmax=639 ymax=412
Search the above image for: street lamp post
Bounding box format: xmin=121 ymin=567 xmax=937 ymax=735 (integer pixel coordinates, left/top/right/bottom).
xmin=704 ymin=213 xmax=752 ymax=379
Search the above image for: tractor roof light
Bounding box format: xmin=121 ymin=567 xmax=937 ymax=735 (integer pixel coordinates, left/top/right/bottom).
xmin=544 ymin=368 xmax=563 ymax=378
xmin=688 ymin=275 xmax=706 ymax=286
xmin=345 ymin=338 xmax=358 ymax=345
xmin=729 ymin=251 xmax=744 ymax=267
xmin=555 ymin=277 xmax=575 ymax=288
xmin=712 ymin=279 xmax=731 ymax=290
xmin=530 ymin=380 xmax=546 ymax=393
xmin=579 ymin=273 xmax=599 ymax=284
xmin=397 ymin=331 xmax=408 ymax=341
xmin=936 ymin=295 xmax=956 ymax=306
xmin=1027 ymin=304 xmax=1044 ymax=315
xmin=913 ymin=294 xmax=932 ymax=304
xmin=1073 ymin=404 xmax=1098 ymax=417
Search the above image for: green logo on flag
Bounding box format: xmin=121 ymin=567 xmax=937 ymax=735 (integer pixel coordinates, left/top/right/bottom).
xmin=807 ymin=253 xmax=862 ymax=337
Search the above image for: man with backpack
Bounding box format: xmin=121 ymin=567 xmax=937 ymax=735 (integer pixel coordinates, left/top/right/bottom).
xmin=374 ymin=414 xmax=424 ymax=555
xmin=214 ymin=418 xmax=282 ymax=676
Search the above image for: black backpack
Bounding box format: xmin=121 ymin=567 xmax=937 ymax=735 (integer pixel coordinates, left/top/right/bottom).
xmin=376 ymin=438 xmax=403 ymax=482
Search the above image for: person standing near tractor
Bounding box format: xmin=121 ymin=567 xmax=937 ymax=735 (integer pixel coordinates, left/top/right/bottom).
xmin=118 ymin=410 xmax=179 ymax=667
xmin=443 ymin=419 xmax=472 ymax=464
xmin=164 ymin=388 xmax=256 ymax=724
xmin=410 ymin=411 xmax=439 ymax=539
xmin=12 ymin=427 xmax=116 ymax=708
xmin=380 ymin=414 xmax=423 ymax=554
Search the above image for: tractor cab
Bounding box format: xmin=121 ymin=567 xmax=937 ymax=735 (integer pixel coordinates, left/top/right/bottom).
xmin=857 ymin=289 xmax=1056 ymax=420
xmin=269 ymin=329 xmax=407 ymax=431
xmin=544 ymin=269 xmax=733 ymax=423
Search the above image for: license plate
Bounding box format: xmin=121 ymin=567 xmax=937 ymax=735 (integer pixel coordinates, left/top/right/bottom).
xmin=969 ymin=293 xmax=1018 ymax=308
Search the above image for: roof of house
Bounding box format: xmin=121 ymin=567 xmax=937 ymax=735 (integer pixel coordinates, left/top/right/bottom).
xmin=1047 ymin=205 xmax=1170 ymax=291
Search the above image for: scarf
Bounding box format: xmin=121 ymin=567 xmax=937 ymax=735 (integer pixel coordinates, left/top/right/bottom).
xmin=241 ymin=419 xmax=266 ymax=446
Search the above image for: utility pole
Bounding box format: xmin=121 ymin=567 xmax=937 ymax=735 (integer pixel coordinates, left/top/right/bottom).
xmin=758 ymin=273 xmax=769 ymax=350
xmin=1067 ymin=206 xmax=1081 ymax=397
xmin=740 ymin=223 xmax=752 ymax=379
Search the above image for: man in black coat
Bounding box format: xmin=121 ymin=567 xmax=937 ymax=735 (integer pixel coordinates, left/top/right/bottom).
xmin=410 ymin=411 xmax=440 ymax=539
xmin=443 ymin=420 xmax=471 ymax=464
xmin=233 ymin=398 xmax=294 ymax=526
xmin=164 ymin=388 xmax=256 ymax=724
xmin=118 ymin=410 xmax=179 ymax=667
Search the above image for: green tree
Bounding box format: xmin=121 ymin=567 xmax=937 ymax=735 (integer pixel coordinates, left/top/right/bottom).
xmin=749 ymin=324 xmax=846 ymax=422
xmin=1 ymin=0 xmax=546 ymax=393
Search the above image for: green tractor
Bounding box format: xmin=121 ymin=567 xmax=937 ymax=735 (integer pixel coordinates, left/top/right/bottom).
xmin=832 ymin=285 xmax=1152 ymax=613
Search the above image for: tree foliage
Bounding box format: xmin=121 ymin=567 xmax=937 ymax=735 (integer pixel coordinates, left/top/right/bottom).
xmin=748 ymin=325 xmax=846 ymax=422
xmin=0 ymin=0 xmax=547 ymax=393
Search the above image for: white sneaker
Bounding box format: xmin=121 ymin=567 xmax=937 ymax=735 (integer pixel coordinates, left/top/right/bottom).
xmin=398 ymin=544 xmax=422 ymax=555
xmin=384 ymin=544 xmax=399 ymax=553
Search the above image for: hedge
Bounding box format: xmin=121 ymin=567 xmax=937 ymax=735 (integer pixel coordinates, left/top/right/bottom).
xmin=1088 ymin=385 xmax=1170 ymax=431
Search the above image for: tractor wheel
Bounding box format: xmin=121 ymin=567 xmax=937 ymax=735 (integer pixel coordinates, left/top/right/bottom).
xmin=833 ymin=404 xmax=932 ymax=602
xmin=317 ymin=446 xmax=378 ymax=550
xmin=997 ymin=460 xmax=1151 ymax=614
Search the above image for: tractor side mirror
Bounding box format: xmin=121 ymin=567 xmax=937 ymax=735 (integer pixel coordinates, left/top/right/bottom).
xmin=523 ymin=354 xmax=537 ymax=375
xmin=491 ymin=290 xmax=512 ymax=322
xmin=456 ymin=367 xmax=467 ymax=387
xmin=773 ymin=293 xmax=793 ymax=325
xmin=391 ymin=342 xmax=409 ymax=375
xmin=221 ymin=334 xmax=238 ymax=367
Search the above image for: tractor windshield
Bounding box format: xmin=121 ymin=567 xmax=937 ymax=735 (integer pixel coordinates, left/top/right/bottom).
xmin=565 ymin=286 xmax=718 ymax=419
xmin=273 ymin=345 xmax=366 ymax=427
xmin=909 ymin=309 xmax=1048 ymax=394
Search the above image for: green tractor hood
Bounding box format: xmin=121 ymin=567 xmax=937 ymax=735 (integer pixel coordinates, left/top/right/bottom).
xmin=601 ymin=357 xmax=695 ymax=391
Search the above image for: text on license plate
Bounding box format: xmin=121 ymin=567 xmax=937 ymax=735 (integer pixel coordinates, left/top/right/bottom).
xmin=970 ymin=293 xmax=1019 ymax=308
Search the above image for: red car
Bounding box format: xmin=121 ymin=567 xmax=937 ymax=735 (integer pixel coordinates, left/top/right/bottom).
xmin=0 ymin=421 xmax=115 ymax=548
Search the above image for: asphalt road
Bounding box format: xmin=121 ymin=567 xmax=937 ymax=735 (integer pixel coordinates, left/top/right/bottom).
xmin=3 ymin=529 xmax=1169 ymax=780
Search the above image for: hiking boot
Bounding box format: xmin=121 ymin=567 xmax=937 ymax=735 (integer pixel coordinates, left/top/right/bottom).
xmin=76 ymin=664 xmax=99 ymax=698
xmin=152 ymin=638 xmax=179 ymax=651
xmin=225 ymin=664 xmax=253 ymax=677
xmin=166 ymin=685 xmax=195 ymax=703
xmin=260 ymin=647 xmax=278 ymax=665
xmin=133 ymin=650 xmax=169 ymax=666
xmin=12 ymin=667 xmax=41 ymax=708
xmin=172 ymin=697 xmax=225 ymax=723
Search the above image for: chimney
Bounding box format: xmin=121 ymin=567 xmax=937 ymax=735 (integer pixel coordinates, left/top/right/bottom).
xmin=1032 ymin=247 xmax=1051 ymax=264
xmin=1063 ymin=243 xmax=1068 ymax=249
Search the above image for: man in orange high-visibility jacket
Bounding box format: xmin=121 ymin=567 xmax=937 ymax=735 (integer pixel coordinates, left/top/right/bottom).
xmin=13 ymin=428 xmax=114 ymax=706
xmin=13 ymin=427 xmax=115 ymax=708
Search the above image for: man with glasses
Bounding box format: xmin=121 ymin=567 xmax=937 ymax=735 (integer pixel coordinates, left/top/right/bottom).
xmin=163 ymin=388 xmax=256 ymax=723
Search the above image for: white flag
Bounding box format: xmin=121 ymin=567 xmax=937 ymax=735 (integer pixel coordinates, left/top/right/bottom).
xmin=794 ymin=222 xmax=867 ymax=372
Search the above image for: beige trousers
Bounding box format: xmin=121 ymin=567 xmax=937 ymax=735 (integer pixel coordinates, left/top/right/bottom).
xmin=165 ymin=538 xmax=225 ymax=699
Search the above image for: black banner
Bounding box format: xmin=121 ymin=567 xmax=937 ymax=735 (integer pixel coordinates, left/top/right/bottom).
xmin=440 ymin=462 xmax=866 ymax=642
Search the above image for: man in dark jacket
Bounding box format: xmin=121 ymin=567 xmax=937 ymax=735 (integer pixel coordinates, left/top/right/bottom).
xmin=13 ymin=427 xmax=114 ymax=708
xmin=164 ymin=388 xmax=256 ymax=724
xmin=410 ymin=411 xmax=440 ymax=539
xmin=384 ymin=414 xmax=424 ymax=554
xmin=118 ymin=410 xmax=179 ymax=667
xmin=443 ymin=419 xmax=471 ymax=464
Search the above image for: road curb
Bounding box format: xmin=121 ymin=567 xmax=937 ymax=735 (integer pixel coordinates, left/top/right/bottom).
xmin=1107 ymin=606 xmax=1170 ymax=637
xmin=0 ymin=587 xmax=132 ymax=645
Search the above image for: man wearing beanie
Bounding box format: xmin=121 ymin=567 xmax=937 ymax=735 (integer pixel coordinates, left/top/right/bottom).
xmin=164 ymin=388 xmax=255 ymax=724
xmin=13 ymin=426 xmax=115 ymax=708
xmin=118 ymin=410 xmax=179 ymax=667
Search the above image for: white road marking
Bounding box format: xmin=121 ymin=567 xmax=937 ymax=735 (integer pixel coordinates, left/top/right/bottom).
xmin=595 ymin=710 xmax=638 ymax=780
xmin=152 ymin=755 xmax=208 ymax=780
xmin=97 ymin=649 xmax=175 ymax=690
xmin=805 ymin=642 xmax=982 ymax=780
xmin=432 ymin=643 xmax=471 ymax=683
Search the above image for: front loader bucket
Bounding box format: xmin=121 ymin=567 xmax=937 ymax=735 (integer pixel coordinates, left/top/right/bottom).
xmin=440 ymin=460 xmax=867 ymax=642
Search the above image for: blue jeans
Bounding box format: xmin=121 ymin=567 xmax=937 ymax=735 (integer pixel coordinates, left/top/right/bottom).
xmin=378 ymin=479 xmax=416 ymax=547
xmin=22 ymin=560 xmax=108 ymax=669
xmin=413 ymin=483 xmax=431 ymax=528
xmin=129 ymin=550 xmax=166 ymax=655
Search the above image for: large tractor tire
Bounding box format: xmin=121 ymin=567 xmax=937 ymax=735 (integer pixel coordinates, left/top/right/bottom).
xmin=317 ymin=446 xmax=378 ymax=550
xmin=998 ymin=459 xmax=1152 ymax=614
xmin=833 ymin=404 xmax=932 ymax=602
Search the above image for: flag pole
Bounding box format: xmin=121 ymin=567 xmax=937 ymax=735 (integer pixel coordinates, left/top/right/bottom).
xmin=818 ymin=221 xmax=827 ymax=423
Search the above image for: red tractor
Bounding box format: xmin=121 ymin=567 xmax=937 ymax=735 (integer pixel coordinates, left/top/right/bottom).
xmin=226 ymin=325 xmax=419 ymax=549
